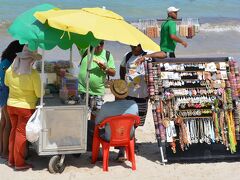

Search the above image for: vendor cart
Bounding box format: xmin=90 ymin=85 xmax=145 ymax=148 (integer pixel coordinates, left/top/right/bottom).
xmin=31 ymin=47 xmax=91 ymax=173
xmin=33 ymin=104 xmax=87 ymax=173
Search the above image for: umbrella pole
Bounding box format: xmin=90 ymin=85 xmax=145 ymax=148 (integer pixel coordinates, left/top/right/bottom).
xmin=70 ymin=46 xmax=73 ymax=67
xmin=40 ymin=49 xmax=45 ymax=107
xmin=85 ymin=46 xmax=95 ymax=114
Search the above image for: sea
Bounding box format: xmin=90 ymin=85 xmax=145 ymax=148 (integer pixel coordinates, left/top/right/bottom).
xmin=1 ymin=0 xmax=240 ymax=76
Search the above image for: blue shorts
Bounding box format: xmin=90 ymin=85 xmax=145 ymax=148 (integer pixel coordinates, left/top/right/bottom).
xmin=0 ymin=87 xmax=9 ymax=107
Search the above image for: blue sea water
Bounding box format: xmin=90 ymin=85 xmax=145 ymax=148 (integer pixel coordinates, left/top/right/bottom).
xmin=0 ymin=0 xmax=240 ymax=22
xmin=1 ymin=0 xmax=240 ymax=29
xmin=0 ymin=0 xmax=240 ymax=74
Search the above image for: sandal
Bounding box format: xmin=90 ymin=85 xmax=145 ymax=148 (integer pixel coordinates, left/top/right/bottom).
xmin=15 ymin=164 xmax=33 ymax=171
xmin=6 ymin=161 xmax=14 ymax=168
xmin=116 ymin=156 xmax=127 ymax=163
xmin=115 ymin=149 xmax=127 ymax=163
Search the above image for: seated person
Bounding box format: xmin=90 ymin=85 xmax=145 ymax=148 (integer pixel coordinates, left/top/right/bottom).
xmin=90 ymin=79 xmax=138 ymax=161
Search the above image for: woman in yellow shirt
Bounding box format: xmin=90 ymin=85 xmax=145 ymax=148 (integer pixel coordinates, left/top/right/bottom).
xmin=0 ymin=40 xmax=24 ymax=160
xmin=5 ymin=45 xmax=42 ymax=170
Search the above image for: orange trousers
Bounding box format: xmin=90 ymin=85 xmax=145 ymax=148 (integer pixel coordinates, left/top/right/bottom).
xmin=7 ymin=106 xmax=34 ymax=167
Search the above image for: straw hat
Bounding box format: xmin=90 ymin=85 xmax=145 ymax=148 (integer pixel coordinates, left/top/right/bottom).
xmin=16 ymin=45 xmax=42 ymax=60
xmin=110 ymin=79 xmax=128 ymax=99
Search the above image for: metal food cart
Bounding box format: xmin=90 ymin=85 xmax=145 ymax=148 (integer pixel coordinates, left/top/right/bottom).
xmin=33 ymin=99 xmax=87 ymax=173
xmin=32 ymin=48 xmax=93 ymax=173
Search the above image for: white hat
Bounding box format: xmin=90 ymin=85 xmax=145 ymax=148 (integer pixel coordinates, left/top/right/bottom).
xmin=16 ymin=45 xmax=42 ymax=60
xmin=167 ymin=6 xmax=180 ymax=13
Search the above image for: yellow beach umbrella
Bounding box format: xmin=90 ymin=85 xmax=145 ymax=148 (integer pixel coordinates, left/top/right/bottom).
xmin=34 ymin=7 xmax=160 ymax=51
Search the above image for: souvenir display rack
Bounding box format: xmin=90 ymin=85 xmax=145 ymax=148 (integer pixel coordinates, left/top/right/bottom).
xmin=145 ymin=57 xmax=240 ymax=163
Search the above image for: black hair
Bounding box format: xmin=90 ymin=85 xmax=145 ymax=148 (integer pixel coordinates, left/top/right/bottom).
xmin=89 ymin=40 xmax=104 ymax=50
xmin=1 ymin=40 xmax=24 ymax=63
xmin=130 ymin=44 xmax=141 ymax=48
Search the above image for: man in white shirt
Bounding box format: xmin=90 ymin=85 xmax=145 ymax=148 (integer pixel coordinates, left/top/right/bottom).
xmin=120 ymin=44 xmax=166 ymax=126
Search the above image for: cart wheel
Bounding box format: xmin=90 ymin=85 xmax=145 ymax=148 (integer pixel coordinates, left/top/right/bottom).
xmin=72 ymin=153 xmax=82 ymax=158
xmin=48 ymin=155 xmax=65 ymax=174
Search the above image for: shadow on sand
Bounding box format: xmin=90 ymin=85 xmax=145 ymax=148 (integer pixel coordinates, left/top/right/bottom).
xmin=5 ymin=140 xmax=240 ymax=172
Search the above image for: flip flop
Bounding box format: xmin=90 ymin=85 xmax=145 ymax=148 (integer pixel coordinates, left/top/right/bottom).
xmin=15 ymin=164 xmax=33 ymax=171
xmin=116 ymin=156 xmax=127 ymax=163
xmin=6 ymin=161 xmax=14 ymax=168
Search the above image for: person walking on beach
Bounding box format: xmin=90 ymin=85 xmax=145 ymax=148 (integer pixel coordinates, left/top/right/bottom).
xmin=78 ymin=40 xmax=116 ymax=120
xmin=0 ymin=40 xmax=24 ymax=160
xmin=160 ymin=6 xmax=188 ymax=57
xmin=5 ymin=45 xmax=42 ymax=170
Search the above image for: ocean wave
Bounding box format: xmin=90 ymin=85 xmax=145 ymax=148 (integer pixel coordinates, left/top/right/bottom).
xmin=200 ymin=23 xmax=240 ymax=32
xmin=1 ymin=19 xmax=240 ymax=33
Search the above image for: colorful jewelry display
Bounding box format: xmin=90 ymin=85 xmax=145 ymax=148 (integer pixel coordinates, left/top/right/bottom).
xmin=146 ymin=58 xmax=239 ymax=154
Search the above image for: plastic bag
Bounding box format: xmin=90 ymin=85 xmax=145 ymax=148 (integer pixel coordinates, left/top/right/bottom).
xmin=26 ymin=107 xmax=41 ymax=143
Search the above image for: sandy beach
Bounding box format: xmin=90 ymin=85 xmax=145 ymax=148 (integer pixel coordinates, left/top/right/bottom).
xmin=0 ymin=1 xmax=240 ymax=179
xmin=0 ymin=89 xmax=239 ymax=180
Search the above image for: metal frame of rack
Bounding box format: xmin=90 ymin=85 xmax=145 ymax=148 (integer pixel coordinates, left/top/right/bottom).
xmin=147 ymin=57 xmax=240 ymax=163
